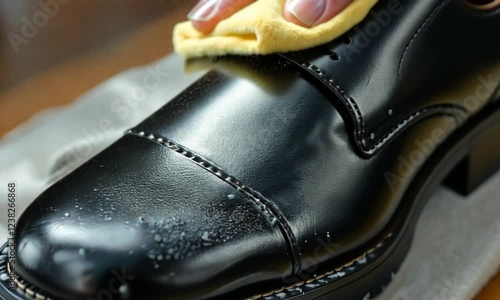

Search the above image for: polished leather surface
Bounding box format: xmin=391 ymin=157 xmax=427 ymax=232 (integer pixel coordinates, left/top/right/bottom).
xmin=12 ymin=0 xmax=500 ymax=299
xmin=283 ymin=0 xmax=500 ymax=153
xmin=15 ymin=136 xmax=290 ymax=299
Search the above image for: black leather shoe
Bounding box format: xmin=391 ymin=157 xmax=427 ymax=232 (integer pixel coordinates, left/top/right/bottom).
xmin=1 ymin=0 xmax=500 ymax=299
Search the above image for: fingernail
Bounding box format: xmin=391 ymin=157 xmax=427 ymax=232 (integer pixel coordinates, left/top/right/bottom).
xmin=188 ymin=0 xmax=220 ymax=22
xmin=286 ymin=0 xmax=326 ymax=27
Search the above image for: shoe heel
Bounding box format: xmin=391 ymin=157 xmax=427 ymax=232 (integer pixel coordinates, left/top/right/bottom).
xmin=444 ymin=116 xmax=500 ymax=196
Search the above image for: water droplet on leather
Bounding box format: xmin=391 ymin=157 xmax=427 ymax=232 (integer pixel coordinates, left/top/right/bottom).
xmin=64 ymin=213 xmax=70 ymax=217
xmin=227 ymin=194 xmax=236 ymax=200
xmin=201 ymin=231 xmax=212 ymax=242
xmin=78 ymin=248 xmax=85 ymax=256
xmin=138 ymin=216 xmax=145 ymax=223
xmin=119 ymin=284 xmax=130 ymax=299
xmin=154 ymin=234 xmax=162 ymax=243
xmin=104 ymin=215 xmax=112 ymax=221
xmin=0 ymin=273 xmax=8 ymax=281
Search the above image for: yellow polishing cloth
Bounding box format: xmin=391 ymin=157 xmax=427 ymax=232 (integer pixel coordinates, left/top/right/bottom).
xmin=173 ymin=0 xmax=379 ymax=58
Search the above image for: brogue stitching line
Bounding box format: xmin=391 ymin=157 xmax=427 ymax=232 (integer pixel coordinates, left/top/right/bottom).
xmin=282 ymin=59 xmax=467 ymax=157
xmin=126 ymin=130 xmax=301 ymax=274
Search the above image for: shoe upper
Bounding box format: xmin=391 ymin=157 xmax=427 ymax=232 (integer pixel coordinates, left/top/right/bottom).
xmin=15 ymin=136 xmax=291 ymax=299
xmin=13 ymin=0 xmax=500 ymax=299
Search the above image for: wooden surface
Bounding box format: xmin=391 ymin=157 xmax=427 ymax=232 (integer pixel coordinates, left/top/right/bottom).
xmin=476 ymin=272 xmax=500 ymax=299
xmin=0 ymin=2 xmax=498 ymax=299
xmin=0 ymin=0 xmax=196 ymax=135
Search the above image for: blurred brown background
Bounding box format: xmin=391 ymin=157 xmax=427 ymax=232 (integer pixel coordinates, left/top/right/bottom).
xmin=0 ymin=0 xmax=196 ymax=135
xmin=0 ymin=1 xmax=498 ymax=299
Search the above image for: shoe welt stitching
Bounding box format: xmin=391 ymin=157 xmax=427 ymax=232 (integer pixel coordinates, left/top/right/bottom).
xmin=246 ymin=232 xmax=394 ymax=300
xmin=6 ymin=261 xmax=51 ymax=300
xmin=126 ymin=130 xmax=301 ymax=275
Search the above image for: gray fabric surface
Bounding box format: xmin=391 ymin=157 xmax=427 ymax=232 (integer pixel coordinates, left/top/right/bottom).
xmin=0 ymin=54 xmax=498 ymax=300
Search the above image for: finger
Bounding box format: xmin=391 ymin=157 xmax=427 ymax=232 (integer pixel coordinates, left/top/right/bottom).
xmin=188 ymin=0 xmax=256 ymax=34
xmin=284 ymin=0 xmax=354 ymax=27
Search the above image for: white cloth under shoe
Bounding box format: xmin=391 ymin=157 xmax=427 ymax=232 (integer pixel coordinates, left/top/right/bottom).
xmin=0 ymin=54 xmax=498 ymax=300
